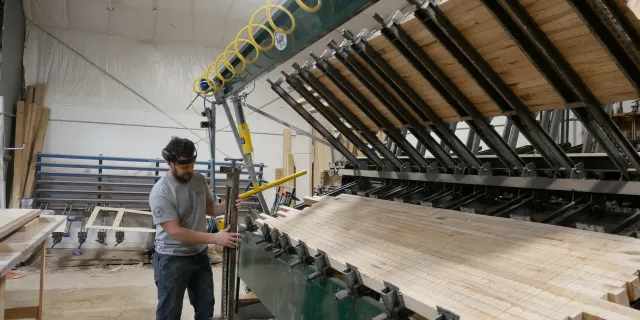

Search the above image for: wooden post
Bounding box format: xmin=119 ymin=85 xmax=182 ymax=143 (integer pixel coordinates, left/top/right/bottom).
xmin=0 ymin=275 xmax=5 ymax=320
xmin=10 ymin=102 xmax=26 ymax=208
xmin=38 ymin=241 xmax=45 ymax=319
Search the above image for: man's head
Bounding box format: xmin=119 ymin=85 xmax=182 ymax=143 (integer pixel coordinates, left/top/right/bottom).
xmin=163 ymin=137 xmax=197 ymax=183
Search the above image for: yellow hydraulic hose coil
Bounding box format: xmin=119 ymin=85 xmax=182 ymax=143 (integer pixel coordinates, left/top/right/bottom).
xmin=193 ymin=0 xmax=322 ymax=96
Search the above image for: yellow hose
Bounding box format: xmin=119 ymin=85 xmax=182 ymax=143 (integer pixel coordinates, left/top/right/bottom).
xmin=193 ymin=0 xmax=322 ymax=96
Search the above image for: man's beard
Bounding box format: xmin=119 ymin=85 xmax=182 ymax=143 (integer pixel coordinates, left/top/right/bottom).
xmin=172 ymin=167 xmax=193 ymax=183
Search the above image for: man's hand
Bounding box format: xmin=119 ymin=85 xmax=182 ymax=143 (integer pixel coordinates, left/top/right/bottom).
xmin=213 ymin=226 xmax=242 ymax=248
xmin=235 ymin=198 xmax=243 ymax=209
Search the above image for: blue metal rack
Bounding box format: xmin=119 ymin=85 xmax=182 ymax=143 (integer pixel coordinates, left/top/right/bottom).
xmin=34 ymin=153 xmax=265 ymax=212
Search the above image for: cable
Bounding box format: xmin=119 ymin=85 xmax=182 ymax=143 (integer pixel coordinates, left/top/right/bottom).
xmin=28 ymin=22 xmax=233 ymax=159
xmin=245 ymin=82 xmax=256 ymax=97
xmin=193 ymin=0 xmax=322 ymax=96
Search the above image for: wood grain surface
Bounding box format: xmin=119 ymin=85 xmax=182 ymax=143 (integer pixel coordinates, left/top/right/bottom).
xmin=258 ymin=195 xmax=640 ymax=319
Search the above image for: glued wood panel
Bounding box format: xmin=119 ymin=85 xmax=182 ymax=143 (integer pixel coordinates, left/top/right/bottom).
xmin=0 ymin=209 xmax=40 ymax=240
xmin=257 ymin=195 xmax=640 ymax=319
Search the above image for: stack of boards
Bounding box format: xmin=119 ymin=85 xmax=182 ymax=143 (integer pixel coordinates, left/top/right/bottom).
xmin=10 ymin=84 xmax=51 ymax=208
xmin=308 ymin=0 xmax=640 ymax=130
xmin=0 ymin=210 xmax=64 ymax=277
xmin=260 ymin=195 xmax=640 ymax=319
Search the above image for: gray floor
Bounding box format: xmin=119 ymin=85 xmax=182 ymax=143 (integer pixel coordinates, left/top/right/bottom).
xmin=6 ymin=264 xmax=223 ymax=319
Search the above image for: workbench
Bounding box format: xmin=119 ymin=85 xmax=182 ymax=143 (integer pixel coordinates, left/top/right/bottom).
xmin=0 ymin=210 xmax=65 ymax=320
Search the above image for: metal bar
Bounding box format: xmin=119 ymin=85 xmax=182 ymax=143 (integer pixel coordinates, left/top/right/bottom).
xmin=502 ymin=118 xmax=512 ymax=142
xmin=223 ymin=98 xmax=271 ymax=214
xmin=540 ymin=197 xmax=586 ymax=224
xmin=414 ymin=2 xmax=575 ymax=174
xmin=285 ymin=71 xmax=386 ymax=168
xmin=569 ymin=0 xmax=640 ymax=92
xmin=444 ymin=190 xmax=485 ymax=210
xmin=396 ymin=129 xmax=408 ymax=157
xmin=343 ymin=29 xmax=482 ymax=171
xmin=610 ymin=210 xmax=640 ymax=235
xmin=242 ymin=102 xmax=332 ymax=147
xmin=377 ymin=13 xmax=524 ymax=173
xmin=268 ymin=78 xmax=362 ymax=166
xmin=508 ymin=125 xmax=519 ymax=149
xmin=547 ymin=203 xmax=590 ymax=226
xmin=311 ymin=53 xmax=428 ymax=169
xmin=494 ymin=0 xmax=640 ymax=178
xmin=492 ymin=197 xmax=532 ymax=218
xmin=328 ymin=40 xmax=457 ymax=170
xmin=220 ymin=166 xmax=241 ymax=320
xmin=293 ymin=63 xmax=404 ymax=169
xmin=471 ymin=130 xmax=482 ymax=154
xmin=484 ymin=192 xmax=530 ymax=216
xmin=339 ymin=169 xmax=640 ymax=196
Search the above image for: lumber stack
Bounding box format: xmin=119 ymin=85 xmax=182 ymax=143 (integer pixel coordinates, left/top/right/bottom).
xmin=257 ymin=195 xmax=640 ymax=319
xmin=309 ymin=0 xmax=640 ymax=129
xmin=310 ymin=129 xmax=332 ymax=191
xmin=10 ymin=84 xmax=51 ymax=208
xmin=282 ymin=129 xmax=296 ymax=205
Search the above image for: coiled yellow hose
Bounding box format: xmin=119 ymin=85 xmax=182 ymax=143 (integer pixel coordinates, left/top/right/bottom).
xmin=193 ymin=0 xmax=321 ymax=97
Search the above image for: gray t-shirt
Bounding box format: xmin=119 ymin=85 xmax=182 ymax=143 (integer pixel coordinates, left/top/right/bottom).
xmin=149 ymin=172 xmax=213 ymax=256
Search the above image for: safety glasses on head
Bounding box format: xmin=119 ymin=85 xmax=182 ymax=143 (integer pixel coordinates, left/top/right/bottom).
xmin=162 ymin=148 xmax=198 ymax=165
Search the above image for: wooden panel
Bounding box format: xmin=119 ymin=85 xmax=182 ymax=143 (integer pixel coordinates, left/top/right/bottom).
xmin=9 ymin=103 xmax=26 ymax=208
xmin=257 ymin=195 xmax=640 ymax=319
xmin=0 ymin=215 xmax=65 ymax=277
xmin=0 ymin=209 xmax=40 ymax=241
xmin=359 ymin=0 xmax=640 ymax=123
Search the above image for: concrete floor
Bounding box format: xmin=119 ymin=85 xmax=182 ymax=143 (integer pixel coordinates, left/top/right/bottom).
xmin=5 ymin=265 xmax=223 ymax=319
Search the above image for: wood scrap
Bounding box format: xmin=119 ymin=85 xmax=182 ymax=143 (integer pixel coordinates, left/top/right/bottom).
xmin=0 ymin=209 xmax=40 ymax=240
xmin=9 ymin=102 xmax=26 ymax=208
xmin=256 ymin=195 xmax=640 ymax=319
xmin=23 ymin=108 xmax=50 ymax=198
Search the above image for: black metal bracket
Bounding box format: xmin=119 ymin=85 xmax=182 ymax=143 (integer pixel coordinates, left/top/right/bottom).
xmin=264 ymin=228 xmax=280 ymax=252
xmin=435 ymin=306 xmax=460 ymax=320
xmin=521 ymin=163 xmax=537 ymax=178
xmin=288 ymin=240 xmax=309 ymax=269
xmin=273 ymin=232 xmax=291 ymax=258
xmin=335 ymin=263 xmax=364 ymax=300
xmin=244 ymin=216 xmax=258 ymax=232
xmin=307 ymin=249 xmax=330 ymax=281
xmin=255 ymin=224 xmax=271 ymax=245
xmin=114 ymin=230 xmax=125 ymax=247
xmin=372 ymin=282 xmax=412 ymax=320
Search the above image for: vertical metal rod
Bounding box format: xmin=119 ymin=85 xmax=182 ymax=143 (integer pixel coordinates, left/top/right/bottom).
xmin=220 ymin=166 xmax=240 ymax=320
xmin=220 ymin=98 xmax=270 ymax=214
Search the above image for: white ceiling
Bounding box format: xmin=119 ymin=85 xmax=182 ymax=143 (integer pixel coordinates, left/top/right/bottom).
xmin=24 ymin=0 xmax=412 ymax=49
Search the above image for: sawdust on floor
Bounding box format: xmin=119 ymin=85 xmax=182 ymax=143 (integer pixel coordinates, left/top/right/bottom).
xmin=5 ymin=264 xmax=223 ymax=319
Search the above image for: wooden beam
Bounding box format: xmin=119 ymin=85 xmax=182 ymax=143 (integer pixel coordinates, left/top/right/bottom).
xmin=5 ymin=306 xmax=38 ymax=319
xmin=628 ymin=0 xmax=640 ymax=19
xmin=33 ymin=84 xmax=46 ymax=107
xmin=23 ymin=108 xmax=50 ymax=198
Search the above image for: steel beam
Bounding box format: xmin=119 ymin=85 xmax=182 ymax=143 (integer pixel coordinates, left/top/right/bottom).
xmin=376 ymin=14 xmax=524 ymax=174
xmin=284 ymin=71 xmax=386 ymax=168
xmin=339 ymin=169 xmax=640 ymax=196
xmin=342 ymin=29 xmax=482 ymax=172
xmin=412 ymin=2 xmax=575 ymax=175
xmin=327 ymin=40 xmax=457 ymax=171
xmin=293 ymin=63 xmax=404 ymax=169
xmin=268 ymin=78 xmax=362 ymax=165
xmin=569 ymin=0 xmax=640 ymax=91
xmin=311 ymin=53 xmax=430 ymax=169
xmin=491 ymin=0 xmax=639 ymax=179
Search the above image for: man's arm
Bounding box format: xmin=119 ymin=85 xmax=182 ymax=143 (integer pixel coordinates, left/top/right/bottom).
xmin=160 ymin=220 xmax=240 ymax=247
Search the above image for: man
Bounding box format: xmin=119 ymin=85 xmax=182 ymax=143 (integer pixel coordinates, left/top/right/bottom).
xmin=149 ymin=136 xmax=242 ymax=320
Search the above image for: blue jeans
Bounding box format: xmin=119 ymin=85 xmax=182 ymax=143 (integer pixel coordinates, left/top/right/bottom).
xmin=153 ymin=249 xmax=214 ymax=320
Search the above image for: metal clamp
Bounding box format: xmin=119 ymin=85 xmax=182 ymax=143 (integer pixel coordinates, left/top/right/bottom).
xmin=288 ymin=240 xmax=309 ymax=269
xmin=335 ymin=263 xmax=363 ymax=300
xmin=95 ymin=229 xmax=107 ymax=246
xmin=427 ymin=162 xmax=440 ymax=174
xmin=478 ymin=162 xmax=492 ymax=176
xmin=244 ymin=216 xmax=258 ymax=232
xmin=273 ymin=233 xmax=291 ymax=258
xmin=570 ymin=162 xmax=586 ymax=179
xmin=306 ymin=250 xmax=330 ymax=281
xmin=255 ymin=224 xmax=271 ymax=245
xmin=521 ymin=162 xmax=537 ymax=178
xmin=373 ymin=282 xmax=411 ymax=320
xmin=435 ymin=306 xmax=460 ymax=320
xmin=453 ymin=163 xmax=468 ymax=176
xmin=265 ymin=228 xmax=280 ymax=252
xmin=114 ymin=231 xmax=125 ymax=247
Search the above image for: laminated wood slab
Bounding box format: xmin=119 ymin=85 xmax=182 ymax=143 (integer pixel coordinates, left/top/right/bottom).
xmin=0 ymin=209 xmax=40 ymax=240
xmin=257 ymin=195 xmax=640 ymax=319
xmin=300 ymin=0 xmax=640 ymax=126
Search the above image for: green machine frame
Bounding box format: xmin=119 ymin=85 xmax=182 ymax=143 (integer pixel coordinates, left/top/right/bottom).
xmin=238 ymin=228 xmax=389 ymax=319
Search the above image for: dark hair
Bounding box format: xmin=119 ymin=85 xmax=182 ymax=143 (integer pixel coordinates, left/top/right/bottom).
xmin=165 ymin=137 xmax=196 ymax=159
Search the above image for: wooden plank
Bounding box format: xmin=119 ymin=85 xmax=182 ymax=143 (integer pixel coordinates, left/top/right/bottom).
xmin=0 ymin=275 xmax=4 ymax=320
xmin=22 ymin=108 xmax=50 ymax=198
xmin=5 ymin=306 xmax=38 ymax=319
xmin=627 ymin=0 xmax=640 ymax=19
xmin=275 ymin=168 xmax=284 ymax=181
xmin=256 ymin=195 xmax=640 ymax=319
xmin=33 ymin=84 xmax=47 ymax=107
xmin=9 ymin=103 xmax=26 ymax=208
xmin=84 ymin=207 xmax=153 ymax=232
xmin=112 ymin=208 xmax=126 ymax=228
xmin=24 ymin=86 xmax=35 ymax=104
xmin=0 ymin=210 xmax=40 ymax=241
xmin=14 ymin=104 xmax=42 ymax=202
xmin=37 ymin=241 xmax=45 ymax=320
xmin=0 ymin=216 xmax=65 ymax=278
